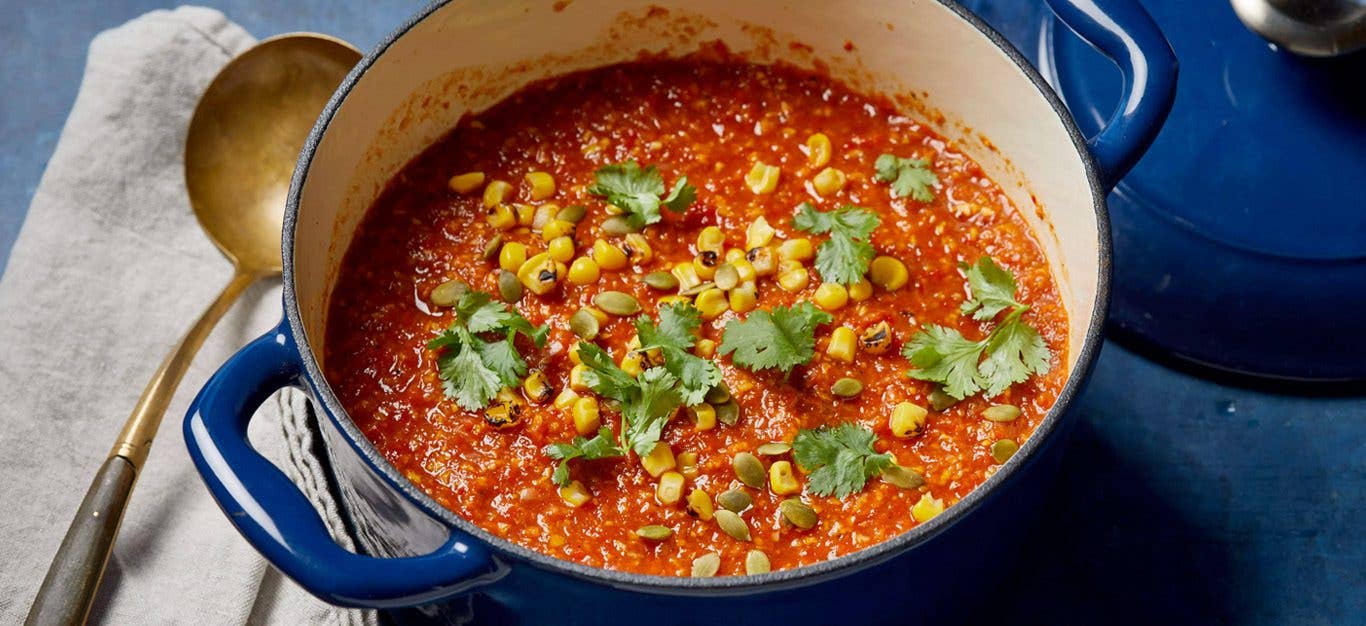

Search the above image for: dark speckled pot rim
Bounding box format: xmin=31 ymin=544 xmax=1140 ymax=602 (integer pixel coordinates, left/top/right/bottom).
xmin=281 ymin=0 xmax=1111 ymax=595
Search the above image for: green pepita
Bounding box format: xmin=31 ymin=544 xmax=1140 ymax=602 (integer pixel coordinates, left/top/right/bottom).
xmin=691 ymin=552 xmax=721 ymax=577
xmin=594 ymin=290 xmax=640 ymax=316
xmin=643 ymin=271 xmax=679 ymax=291
xmin=678 ymin=281 xmax=716 ymax=297
xmin=497 ymin=270 xmax=522 ymax=303
xmin=482 ymin=235 xmax=503 ymax=261
xmin=716 ymin=489 xmax=752 ymax=513
xmin=715 ymin=400 xmax=740 ymax=426
xmin=929 ymin=387 xmax=960 ymax=411
xmin=715 ymin=509 xmax=751 ymax=541
xmin=881 ymin=464 xmax=926 ymax=490
xmin=756 ymin=442 xmax=791 ymax=456
xmin=983 ymin=404 xmax=1022 ymax=423
xmin=991 ymin=439 xmax=1019 ymax=463
xmin=556 ymin=204 xmax=588 ymax=223
xmin=636 ymin=524 xmax=674 ymax=541
xmin=779 ymin=498 xmax=818 ymax=530
xmin=429 ymin=279 xmax=469 ymax=307
xmin=745 ymin=550 xmax=771 ymax=575
xmin=713 ymin=263 xmax=740 ymax=291
xmin=569 ymin=309 xmax=600 ymax=340
xmin=732 ymin=452 xmax=766 ymax=488
xmin=601 ymin=215 xmax=640 ymax=235
xmin=830 ymin=377 xmax=863 ymax=398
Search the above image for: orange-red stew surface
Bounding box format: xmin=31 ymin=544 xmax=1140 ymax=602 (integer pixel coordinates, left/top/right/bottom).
xmin=326 ymin=55 xmax=1068 ymax=577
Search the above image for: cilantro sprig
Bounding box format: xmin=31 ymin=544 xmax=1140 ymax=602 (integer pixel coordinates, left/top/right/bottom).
xmin=792 ymin=423 xmax=893 ymax=498
xmin=545 ymin=426 xmax=625 ymax=486
xmin=719 ymin=302 xmax=832 ymax=374
xmin=792 ymin=203 xmax=881 ymax=285
xmin=903 ymin=257 xmax=1051 ymax=400
xmin=587 ymin=161 xmax=696 ymax=230
xmin=874 ymin=153 xmax=939 ymax=202
xmin=634 ymin=303 xmax=722 ymax=406
xmin=428 ymin=289 xmax=549 ymax=411
xmin=575 ymin=342 xmax=684 ymax=456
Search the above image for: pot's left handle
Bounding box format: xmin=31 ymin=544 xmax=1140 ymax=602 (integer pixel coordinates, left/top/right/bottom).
xmin=184 ymin=323 xmax=504 ymax=608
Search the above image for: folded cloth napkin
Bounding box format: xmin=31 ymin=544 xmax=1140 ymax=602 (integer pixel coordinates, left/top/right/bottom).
xmin=0 ymin=7 xmax=374 ymax=625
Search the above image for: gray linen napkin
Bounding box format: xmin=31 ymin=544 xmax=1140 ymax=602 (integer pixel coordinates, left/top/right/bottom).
xmin=0 ymin=7 xmax=374 ymax=625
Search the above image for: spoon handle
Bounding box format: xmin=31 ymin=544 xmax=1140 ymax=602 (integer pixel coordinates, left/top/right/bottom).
xmin=26 ymin=270 xmax=257 ymax=626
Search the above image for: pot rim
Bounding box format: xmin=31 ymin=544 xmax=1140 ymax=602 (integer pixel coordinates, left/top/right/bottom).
xmin=282 ymin=0 xmax=1111 ymax=593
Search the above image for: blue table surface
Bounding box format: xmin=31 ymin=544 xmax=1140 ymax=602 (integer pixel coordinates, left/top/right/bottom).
xmin=1 ymin=2 xmax=1361 ymax=624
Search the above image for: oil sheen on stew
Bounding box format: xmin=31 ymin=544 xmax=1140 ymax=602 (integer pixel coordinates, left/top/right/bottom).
xmin=325 ymin=57 xmax=1069 ymax=577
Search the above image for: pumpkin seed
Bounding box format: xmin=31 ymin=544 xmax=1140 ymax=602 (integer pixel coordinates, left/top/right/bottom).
xmin=705 ymin=382 xmax=731 ymax=405
xmin=601 ymin=215 xmax=640 ymax=235
xmin=636 ymin=524 xmax=674 ymax=541
xmin=482 ymin=235 xmax=503 ymax=261
xmin=715 ymin=400 xmax=740 ymax=426
xmin=983 ymin=404 xmax=1022 ymax=423
xmin=715 ymin=509 xmax=751 ymax=541
xmin=881 ymin=464 xmax=926 ymax=490
xmin=779 ymin=498 xmax=818 ymax=530
xmin=594 ymin=291 xmax=640 ymax=316
xmin=643 ymin=271 xmax=679 ymax=291
xmin=991 ymin=439 xmax=1019 ymax=463
xmin=716 ymin=489 xmax=752 ymax=513
xmin=830 ymin=377 xmax=863 ymax=398
xmin=569 ymin=309 xmax=600 ymax=340
xmin=678 ymin=281 xmax=716 ymax=297
xmin=756 ymin=442 xmax=791 ymax=456
xmin=497 ymin=270 xmax=522 ymax=303
xmin=732 ymin=452 xmax=766 ymax=488
xmin=691 ymin=552 xmax=721 ymax=577
xmin=556 ymin=204 xmax=587 ymax=223
xmin=429 ymin=279 xmax=469 ymax=307
xmin=745 ymin=550 xmax=771 ymax=575
xmin=929 ymin=387 xmax=959 ymax=411
xmin=713 ymin=263 xmax=740 ymax=291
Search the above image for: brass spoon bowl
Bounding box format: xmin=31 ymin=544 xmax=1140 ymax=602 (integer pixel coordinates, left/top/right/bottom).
xmin=27 ymin=33 xmax=359 ymax=626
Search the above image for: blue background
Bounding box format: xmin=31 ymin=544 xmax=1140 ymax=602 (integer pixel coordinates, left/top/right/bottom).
xmin=1 ymin=1 xmax=1361 ymax=624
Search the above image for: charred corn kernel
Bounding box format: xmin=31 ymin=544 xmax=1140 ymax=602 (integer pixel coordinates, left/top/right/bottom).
xmin=541 ymin=218 xmax=575 ymax=242
xmin=532 ymin=203 xmax=556 ymax=230
xmin=569 ymin=364 xmax=590 ymax=392
xmin=522 ymin=371 xmax=553 ymax=404
xmin=483 ymin=388 xmax=525 ymax=429
xmin=731 ymin=259 xmax=757 ymax=283
xmin=657 ymin=471 xmax=686 ymax=505
xmin=697 ymin=226 xmax=725 ymax=253
xmin=870 ymin=256 xmax=910 ymax=290
xmin=687 ymin=489 xmax=714 ymax=521
xmin=724 ymin=248 xmax=746 ymax=264
xmin=728 ymin=284 xmax=758 ymax=314
xmin=552 ymin=388 xmax=580 ymax=410
xmin=567 ymin=257 xmax=600 ymax=285
xmin=571 ymin=396 xmax=600 ymax=435
xmin=515 ymin=203 xmax=536 ymax=227
xmin=498 ymin=241 xmax=528 ymax=272
xmin=658 ymin=295 xmax=691 ymax=308
xmin=693 ymin=252 xmax=720 ymax=280
xmin=912 ymin=493 xmax=945 ymax=522
xmin=483 ymin=180 xmax=512 ymax=207
xmin=559 ymin=480 xmax=591 ymax=507
xmin=848 ymin=279 xmax=873 ymax=302
xmin=642 ymin=443 xmax=677 ymax=477
xmin=694 ymin=338 xmax=716 ymax=358
xmin=768 ymin=461 xmax=801 ymax=495
xmin=591 ymin=239 xmax=628 ymax=270
xmin=448 ymin=171 xmax=485 ymax=194
xmin=805 ymin=133 xmax=832 ymax=168
xmin=690 ymin=403 xmax=717 ymax=431
xmin=890 ymin=402 xmax=929 ymax=438
xmin=827 ymin=326 xmax=857 ymax=362
xmin=524 ymin=171 xmax=555 ymax=200
xmin=486 ymin=204 xmax=516 ymax=230
xmin=860 ymin=321 xmax=893 ymax=354
xmin=547 ymin=236 xmax=575 ymax=263
xmin=622 ymin=233 xmax=652 ymax=264
xmin=812 ymin=167 xmax=847 ymax=195
xmin=746 ymin=162 xmax=780 ymax=194
xmin=620 ymin=352 xmax=645 ymax=378
xmin=746 ymin=217 xmax=776 ymax=249
xmin=778 ymin=237 xmax=815 ymax=262
xmin=695 ymin=288 xmax=729 ymax=320
xmin=517 ymin=253 xmax=561 ymax=295
xmin=746 ymin=246 xmax=777 ymax=276
xmin=777 ymin=267 xmax=810 ymax=292
xmin=672 ymin=261 xmax=702 ymax=292
xmin=814 ymin=282 xmax=849 ymax=311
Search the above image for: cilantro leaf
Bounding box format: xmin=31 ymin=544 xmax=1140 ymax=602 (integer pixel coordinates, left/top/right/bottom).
xmin=903 ymin=324 xmax=987 ymax=400
xmin=587 ymin=161 xmax=696 ymax=229
xmin=792 ymin=203 xmax=880 ymax=285
xmin=544 ymin=426 xmax=625 ymax=486
xmin=428 ymin=290 xmax=548 ymax=411
xmin=874 ymin=153 xmax=939 ymax=202
xmin=719 ymin=302 xmax=833 ymax=374
xmin=979 ymin=313 xmax=1050 ymax=397
xmin=575 ymin=342 xmax=685 ymax=455
xmin=792 ymin=423 xmax=893 ymax=498
xmin=960 ymin=256 xmax=1023 ymax=321
xmin=634 ymin=303 xmax=721 ymax=406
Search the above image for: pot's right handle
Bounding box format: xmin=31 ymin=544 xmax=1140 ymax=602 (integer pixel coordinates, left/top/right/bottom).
xmin=184 ymin=322 xmax=505 ymax=608
xmin=1045 ymin=0 xmax=1178 ymax=191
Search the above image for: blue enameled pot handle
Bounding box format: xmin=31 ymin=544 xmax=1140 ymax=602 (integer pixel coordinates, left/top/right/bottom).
xmin=1045 ymin=0 xmax=1178 ymax=190
xmin=183 ymin=322 xmax=503 ymax=608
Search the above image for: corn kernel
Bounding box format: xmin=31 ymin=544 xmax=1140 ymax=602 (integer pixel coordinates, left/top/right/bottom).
xmin=778 ymin=237 xmax=814 ymax=262
xmin=522 ymin=370 xmax=553 ymax=404
xmin=672 ymin=261 xmax=702 ymax=291
xmin=869 ymin=256 xmax=910 ymax=290
xmin=552 ymin=388 xmax=580 ymax=410
xmin=532 ymin=203 xmax=556 ymax=230
xmin=483 ymin=180 xmax=512 ymax=207
xmin=687 ymin=489 xmax=714 ymax=521
xmin=746 ymin=216 xmax=776 ymax=249
xmin=695 ymin=287 xmax=729 ymax=320
xmin=694 ymin=338 xmax=716 ymax=358
xmin=724 ymin=248 xmax=745 ymax=264
xmin=690 ymin=403 xmax=717 ymax=431
xmin=498 ymin=241 xmax=528 ymax=272
xmin=777 ymin=267 xmax=810 ymax=292
xmin=559 ymin=480 xmax=591 ymax=507
xmin=547 ymin=236 xmax=575 ymax=263
xmin=693 ymin=252 xmax=720 ymax=280
xmin=515 ymin=203 xmax=536 ymax=227
xmin=541 ymin=218 xmax=575 ymax=242
xmin=860 ymin=321 xmax=893 ymax=354
xmin=622 ymin=233 xmax=652 ymax=264
xmin=658 ymin=295 xmax=691 ymax=308
xmin=848 ymin=280 xmax=873 ymax=302
xmin=728 ymin=283 xmax=758 ymax=314
xmin=812 ymin=167 xmax=847 ymax=196
xmin=731 ymin=259 xmax=757 ymax=283
xmin=912 ymin=493 xmax=945 ymax=522
xmin=592 ymin=239 xmax=628 ymax=270
xmin=814 ymin=282 xmax=849 ymax=311
xmin=620 ymin=352 xmax=645 ymax=378
xmin=678 ymin=451 xmax=699 ymax=474
xmin=642 ymin=443 xmax=677 ymax=477
xmin=746 ymin=162 xmax=780 ymax=194
xmin=448 ymin=171 xmax=485 ymax=194
xmin=697 ymin=226 xmax=725 ymax=253
xmin=582 ymin=306 xmax=608 ymax=324
xmin=524 ymin=171 xmax=555 ymax=200
xmin=827 ymin=326 xmax=857 ymax=362
xmin=805 ymin=133 xmax=832 ymax=168
xmin=890 ymin=402 xmax=929 ymax=438
xmin=517 ymin=252 xmax=561 ymax=295
xmin=657 ymin=471 xmax=686 ymax=505
xmin=746 ymin=246 xmax=777 ymax=276
xmin=567 ymin=257 xmax=600 ymax=285
xmin=768 ymin=460 xmax=801 ymax=495
xmin=569 ymin=364 xmax=590 ymax=392
xmin=486 ymin=204 xmax=516 ymax=230
xmin=567 ymin=342 xmax=584 ymax=365
xmin=779 ymin=259 xmax=804 ymax=274
xmin=572 ymin=396 xmax=600 ymax=435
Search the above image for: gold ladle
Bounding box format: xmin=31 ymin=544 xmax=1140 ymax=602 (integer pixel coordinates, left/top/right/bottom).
xmin=27 ymin=33 xmax=360 ymax=626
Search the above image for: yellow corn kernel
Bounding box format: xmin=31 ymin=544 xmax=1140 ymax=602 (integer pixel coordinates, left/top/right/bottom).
xmin=569 ymin=363 xmax=590 ymax=392
xmin=657 ymin=471 xmax=686 ymax=505
xmin=814 ymin=282 xmax=849 ymax=311
xmin=728 ymin=283 xmax=758 ymax=314
xmin=805 ymin=133 xmax=832 ymax=168
xmin=778 ymin=259 xmax=804 ymax=274
xmin=642 ymin=443 xmax=677 ymax=477
xmin=591 ymin=239 xmax=628 ymax=270
xmin=778 ymin=237 xmax=814 ymax=262
xmin=912 ymin=493 xmax=945 ymax=522
xmin=672 ymin=261 xmax=702 ymax=292
xmin=746 ymin=246 xmax=777 ymax=276
xmin=559 ymin=481 xmax=591 ymax=507
xmin=547 ymin=236 xmax=575 ymax=263
xmin=620 ymin=352 xmax=645 ymax=378
xmin=697 ymin=226 xmax=726 ymax=253
xmin=811 ymin=167 xmax=847 ymax=196
xmin=552 ymin=388 xmax=580 ymax=410
xmin=768 ymin=460 xmax=801 ymax=495
xmin=448 ymin=171 xmax=485 ymax=194
xmin=498 ymin=241 xmax=528 ymax=272
xmin=524 ymin=171 xmax=555 ymax=200
xmin=486 ymin=204 xmax=516 ymax=230
xmin=541 ymin=219 xmax=575 ymax=242
xmin=690 ymin=403 xmax=717 ymax=431
xmin=658 ymin=295 xmax=690 ymax=308
xmin=572 ymin=396 xmax=600 ymax=436
xmin=731 ymin=259 xmax=757 ymax=283
xmin=693 ymin=252 xmax=719 ymax=280
xmin=695 ymin=288 xmax=729 ymax=320
xmin=869 ymin=256 xmax=909 ymax=291
xmin=890 ymin=402 xmax=929 ymax=438
xmin=531 ymin=203 xmax=557 ymax=230
xmin=746 ymin=162 xmax=781 ymax=194
xmin=678 ymin=451 xmax=699 ymax=479
xmin=522 ymin=370 xmax=553 ymax=404
xmin=687 ymin=489 xmax=714 ymax=521
xmin=827 ymin=326 xmax=857 ymax=362
xmin=694 ymin=338 xmax=716 ymax=358
xmin=515 ymin=203 xmax=536 ymax=227
xmin=777 ymin=267 xmax=810 ymax=292
xmin=517 ymin=252 xmax=561 ymax=295
xmin=848 ymin=279 xmax=873 ymax=302
xmin=724 ymin=248 xmax=745 ymax=264
xmin=483 ymin=180 xmax=512 ymax=207
xmin=567 ymin=257 xmax=600 ymax=285
xmin=567 ymin=342 xmax=584 ymax=365
xmin=582 ymin=306 xmax=608 ymax=324
xmin=746 ymin=216 xmax=776 ymax=249
xmin=623 ymin=233 xmax=652 ymax=264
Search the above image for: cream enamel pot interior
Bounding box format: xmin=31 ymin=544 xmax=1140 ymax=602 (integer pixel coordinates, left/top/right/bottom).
xmin=184 ymin=0 xmax=1175 ymax=621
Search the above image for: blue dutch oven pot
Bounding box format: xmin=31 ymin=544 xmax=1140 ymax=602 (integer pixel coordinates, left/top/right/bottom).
xmin=184 ymin=0 xmax=1176 ymax=623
